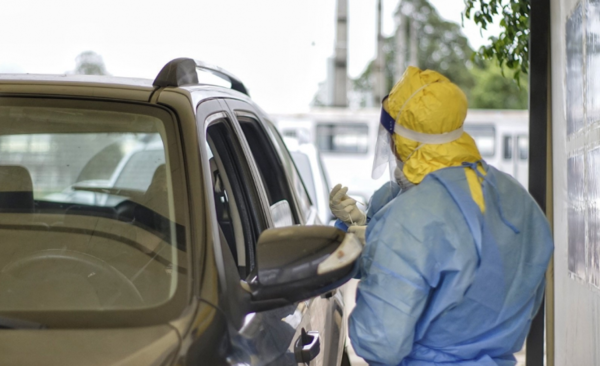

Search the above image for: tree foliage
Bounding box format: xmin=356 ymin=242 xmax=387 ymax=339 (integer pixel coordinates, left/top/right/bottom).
xmin=349 ymin=0 xmax=528 ymax=109
xmin=469 ymin=59 xmax=528 ymax=109
xmin=462 ymin=0 xmax=530 ymax=84
xmin=353 ymin=0 xmax=476 ymax=101
xmin=400 ymin=0 xmax=476 ymax=92
xmin=73 ymin=51 xmax=109 ymax=76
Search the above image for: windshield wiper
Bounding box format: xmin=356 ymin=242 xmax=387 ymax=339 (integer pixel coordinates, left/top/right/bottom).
xmin=0 ymin=316 xmax=45 ymax=330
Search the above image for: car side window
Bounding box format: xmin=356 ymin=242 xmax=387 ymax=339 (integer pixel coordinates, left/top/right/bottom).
xmin=204 ymin=116 xmax=265 ymax=278
xmin=264 ymin=121 xmax=313 ymax=220
xmin=234 ymin=113 xmax=302 ymax=227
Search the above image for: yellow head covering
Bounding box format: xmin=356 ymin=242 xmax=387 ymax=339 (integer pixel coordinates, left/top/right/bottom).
xmin=383 ymin=66 xmax=482 ymax=184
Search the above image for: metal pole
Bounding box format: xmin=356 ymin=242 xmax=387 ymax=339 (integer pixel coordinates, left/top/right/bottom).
xmin=374 ymin=0 xmax=385 ymax=104
xmin=333 ymin=0 xmax=348 ymax=107
xmin=408 ymin=16 xmax=418 ymax=67
xmin=527 ymin=0 xmax=551 ymax=364
xmin=394 ymin=10 xmax=406 ymax=80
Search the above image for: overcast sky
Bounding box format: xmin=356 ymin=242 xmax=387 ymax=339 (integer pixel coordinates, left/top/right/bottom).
xmin=0 ymin=0 xmax=499 ymax=113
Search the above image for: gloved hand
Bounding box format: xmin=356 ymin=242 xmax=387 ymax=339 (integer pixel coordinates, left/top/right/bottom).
xmin=329 ymin=184 xmax=366 ymax=226
xmin=347 ymin=225 xmax=367 ymax=246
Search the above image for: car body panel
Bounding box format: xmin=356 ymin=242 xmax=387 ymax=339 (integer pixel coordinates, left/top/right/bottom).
xmin=0 ymin=325 xmax=180 ymax=366
xmin=0 ymin=75 xmax=154 ymax=102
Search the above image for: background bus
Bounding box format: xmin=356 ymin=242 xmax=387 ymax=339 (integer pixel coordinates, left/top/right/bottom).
xmin=272 ymin=108 xmax=529 ymax=201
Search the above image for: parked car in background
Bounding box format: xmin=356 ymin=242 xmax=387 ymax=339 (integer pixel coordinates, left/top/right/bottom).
xmin=0 ymin=58 xmax=360 ymax=365
xmin=283 ymin=137 xmax=333 ymax=224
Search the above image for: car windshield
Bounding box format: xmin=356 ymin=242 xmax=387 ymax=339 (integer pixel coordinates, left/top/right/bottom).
xmin=0 ymin=98 xmax=188 ymax=327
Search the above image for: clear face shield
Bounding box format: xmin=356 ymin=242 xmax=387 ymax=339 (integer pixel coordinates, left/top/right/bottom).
xmin=372 ymin=96 xmax=401 ymax=187
xmin=372 ymin=124 xmax=415 ymax=191
xmin=371 ymin=124 xmax=398 ymax=182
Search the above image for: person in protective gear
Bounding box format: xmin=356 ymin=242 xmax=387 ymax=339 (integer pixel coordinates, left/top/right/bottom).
xmin=331 ymin=66 xmax=553 ymax=366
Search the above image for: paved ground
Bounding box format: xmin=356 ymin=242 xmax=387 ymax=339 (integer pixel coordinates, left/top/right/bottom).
xmin=341 ymin=279 xmax=527 ymax=366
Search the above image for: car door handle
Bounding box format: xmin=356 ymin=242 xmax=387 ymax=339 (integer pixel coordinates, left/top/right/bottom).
xmin=320 ymin=288 xmax=337 ymax=299
xmin=294 ymin=328 xmax=320 ymax=364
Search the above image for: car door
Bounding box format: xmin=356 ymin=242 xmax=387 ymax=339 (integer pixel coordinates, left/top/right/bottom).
xmin=196 ymin=99 xmax=328 ymax=365
xmin=223 ymin=99 xmax=346 ymax=366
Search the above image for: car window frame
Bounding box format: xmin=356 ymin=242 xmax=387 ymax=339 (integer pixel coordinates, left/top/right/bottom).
xmin=223 ymin=99 xmax=316 ymax=223
xmin=197 ymin=100 xmax=272 ymax=280
xmin=206 ymin=117 xmax=259 ymax=275
xmin=227 ymin=108 xmax=305 ymax=226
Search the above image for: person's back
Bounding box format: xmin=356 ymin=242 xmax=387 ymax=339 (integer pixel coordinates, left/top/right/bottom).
xmin=342 ymin=66 xmax=553 ymax=366
xmin=350 ymin=163 xmax=552 ymax=365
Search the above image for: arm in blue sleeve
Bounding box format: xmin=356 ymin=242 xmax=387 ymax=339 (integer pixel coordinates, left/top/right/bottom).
xmin=348 ymin=216 xmax=433 ymax=366
xmin=366 ymin=182 xmax=401 ymax=221
xmin=334 ymin=218 xmax=367 ymax=279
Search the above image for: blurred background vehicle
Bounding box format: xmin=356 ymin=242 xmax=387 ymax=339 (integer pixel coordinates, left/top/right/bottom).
xmin=283 ymin=136 xmax=333 ymax=224
xmin=274 ymin=109 xmax=529 ymax=201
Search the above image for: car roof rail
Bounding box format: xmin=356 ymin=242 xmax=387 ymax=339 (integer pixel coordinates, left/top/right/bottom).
xmin=153 ymin=57 xmax=249 ymax=96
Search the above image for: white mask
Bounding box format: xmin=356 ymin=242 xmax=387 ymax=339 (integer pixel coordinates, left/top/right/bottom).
xmin=394 ymin=159 xmax=414 ymax=191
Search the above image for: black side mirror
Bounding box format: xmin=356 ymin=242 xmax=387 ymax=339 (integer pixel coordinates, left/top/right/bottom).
xmin=248 ymin=226 xmax=361 ymax=311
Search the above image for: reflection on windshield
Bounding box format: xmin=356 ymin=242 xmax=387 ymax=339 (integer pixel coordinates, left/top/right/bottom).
xmin=0 ymin=101 xmax=187 ymax=317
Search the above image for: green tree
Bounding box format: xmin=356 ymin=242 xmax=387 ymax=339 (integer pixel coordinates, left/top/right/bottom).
xmin=463 ymin=0 xmax=529 ymax=84
xmin=470 ymin=60 xmax=529 ymax=109
xmin=353 ymin=0 xmax=476 ymax=97
xmin=401 ymin=0 xmax=476 ymax=92
xmin=350 ymin=0 xmax=528 ymax=110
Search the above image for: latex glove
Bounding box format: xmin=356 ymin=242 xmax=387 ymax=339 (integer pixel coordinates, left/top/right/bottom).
xmin=329 ymin=184 xmax=366 ymax=226
xmin=347 ymin=225 xmax=367 ymax=246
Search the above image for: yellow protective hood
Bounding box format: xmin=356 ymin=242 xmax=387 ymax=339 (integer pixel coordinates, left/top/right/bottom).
xmin=383 ymin=66 xmax=482 ymax=184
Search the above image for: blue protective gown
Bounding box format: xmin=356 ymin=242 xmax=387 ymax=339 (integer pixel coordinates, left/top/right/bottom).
xmin=347 ymin=162 xmax=553 ymax=366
